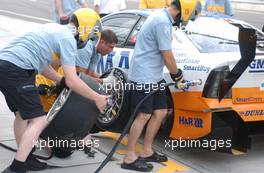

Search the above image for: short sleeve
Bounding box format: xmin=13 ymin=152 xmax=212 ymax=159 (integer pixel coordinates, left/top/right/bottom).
xmin=155 ymin=23 xmax=172 ymax=51
xmin=225 ymin=0 xmax=233 ymax=16
xmin=94 ymin=0 xmax=100 ymax=6
xmin=139 ymin=0 xmax=147 ymax=9
xmin=88 ymin=54 xmax=101 ymax=71
xmin=59 ymin=38 xmax=77 ymax=66
xmin=76 ymin=42 xmax=94 ymax=69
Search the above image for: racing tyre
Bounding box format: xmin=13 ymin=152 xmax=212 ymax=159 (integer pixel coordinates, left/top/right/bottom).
xmin=94 ymin=68 xmax=131 ymax=133
xmin=41 ymin=73 xmax=106 ymax=157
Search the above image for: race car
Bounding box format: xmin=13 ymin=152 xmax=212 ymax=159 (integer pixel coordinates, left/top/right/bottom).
xmin=42 ymin=10 xmax=264 ymax=153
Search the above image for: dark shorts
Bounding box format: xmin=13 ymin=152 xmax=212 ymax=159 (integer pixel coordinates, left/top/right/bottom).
xmin=0 ymin=60 xmax=45 ymax=120
xmin=130 ymin=80 xmax=167 ymax=115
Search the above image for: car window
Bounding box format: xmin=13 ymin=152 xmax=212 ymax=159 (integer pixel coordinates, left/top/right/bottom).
xmin=126 ymin=17 xmax=146 ymax=48
xmin=187 ymin=32 xmax=240 ymax=53
xmin=102 ymin=15 xmax=140 ymax=47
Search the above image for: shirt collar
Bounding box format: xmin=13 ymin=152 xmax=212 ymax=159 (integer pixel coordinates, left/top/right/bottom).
xmin=164 ymin=8 xmax=175 ymax=24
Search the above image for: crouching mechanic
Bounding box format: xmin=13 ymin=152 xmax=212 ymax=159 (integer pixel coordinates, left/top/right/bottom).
xmin=0 ymin=8 xmax=108 ymax=173
xmin=122 ymin=0 xmax=201 ymax=172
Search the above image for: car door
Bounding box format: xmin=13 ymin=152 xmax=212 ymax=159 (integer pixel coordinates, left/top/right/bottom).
xmin=95 ymin=14 xmax=141 ymax=74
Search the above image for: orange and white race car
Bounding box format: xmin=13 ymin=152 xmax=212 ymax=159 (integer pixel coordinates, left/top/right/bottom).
xmin=41 ymin=10 xmax=264 ymax=153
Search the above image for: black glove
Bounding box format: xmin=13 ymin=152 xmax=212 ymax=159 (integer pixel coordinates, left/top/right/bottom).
xmin=170 ymin=69 xmax=183 ymax=82
xmin=38 ymin=84 xmax=53 ymax=95
xmin=59 ymin=77 xmax=69 ymax=89
xmin=54 ymin=77 xmax=69 ymax=95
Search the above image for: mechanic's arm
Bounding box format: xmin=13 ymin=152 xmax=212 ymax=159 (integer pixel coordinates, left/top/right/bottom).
xmin=62 ymin=64 xmax=99 ymax=98
xmin=76 ymin=66 xmax=101 ymax=82
xmin=41 ymin=65 xmax=62 ymax=83
xmin=55 ymin=0 xmax=65 ymax=17
xmin=156 ymin=23 xmax=184 ymax=88
xmin=62 ymin=64 xmax=108 ymax=112
xmin=162 ymin=50 xmax=178 ymax=74
xmin=162 ymin=51 xmax=184 ymax=89
xmin=86 ymin=69 xmax=100 ymax=78
xmin=94 ymin=0 xmax=100 ymax=14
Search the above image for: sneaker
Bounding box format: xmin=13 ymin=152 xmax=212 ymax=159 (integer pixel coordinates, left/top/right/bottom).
xmin=25 ymin=155 xmax=47 ymax=171
xmin=1 ymin=167 xmax=26 ymax=173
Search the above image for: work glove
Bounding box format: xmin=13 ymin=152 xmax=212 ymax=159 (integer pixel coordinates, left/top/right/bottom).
xmin=54 ymin=77 xmax=69 ymax=95
xmin=38 ymin=84 xmax=54 ymax=95
xmin=170 ymin=69 xmax=186 ymax=90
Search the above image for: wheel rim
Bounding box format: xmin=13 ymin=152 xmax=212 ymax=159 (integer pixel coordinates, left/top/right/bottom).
xmin=46 ymin=88 xmax=71 ymax=123
xmin=97 ymin=69 xmax=125 ymax=125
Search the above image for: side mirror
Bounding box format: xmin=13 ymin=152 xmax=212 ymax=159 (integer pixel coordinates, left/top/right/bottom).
xmin=262 ymin=25 xmax=264 ymax=32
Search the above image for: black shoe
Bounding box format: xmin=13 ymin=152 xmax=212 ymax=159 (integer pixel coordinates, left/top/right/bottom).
xmin=121 ymin=158 xmax=153 ymax=172
xmin=139 ymin=152 xmax=168 ymax=163
xmin=1 ymin=167 xmax=26 ymax=173
xmin=25 ymin=155 xmax=47 ymax=171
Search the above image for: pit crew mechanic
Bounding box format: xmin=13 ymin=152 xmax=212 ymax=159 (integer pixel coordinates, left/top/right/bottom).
xmin=36 ymin=29 xmax=118 ymax=157
xmin=54 ymin=0 xmax=89 ymax=24
xmin=37 ymin=29 xmax=118 ymax=103
xmin=76 ymin=29 xmax=118 ymax=79
xmin=0 ymin=8 xmax=108 ymax=173
xmin=122 ymin=0 xmax=201 ymax=172
xmin=139 ymin=0 xmax=171 ymax=9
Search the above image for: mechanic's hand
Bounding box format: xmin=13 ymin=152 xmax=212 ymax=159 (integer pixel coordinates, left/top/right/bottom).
xmin=175 ymin=79 xmax=186 ymax=90
xmin=58 ymin=77 xmax=69 ymax=89
xmin=38 ymin=84 xmax=53 ymax=95
xmin=170 ymin=69 xmax=183 ymax=82
xmin=54 ymin=77 xmax=69 ymax=95
xmin=60 ymin=15 xmax=69 ymax=25
xmin=102 ymin=75 xmax=117 ymax=85
xmin=94 ymin=94 xmax=110 ymax=113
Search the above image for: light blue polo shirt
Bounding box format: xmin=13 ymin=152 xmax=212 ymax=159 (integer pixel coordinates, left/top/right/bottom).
xmin=205 ymin=0 xmax=233 ymax=17
xmin=128 ymin=9 xmax=174 ymax=83
xmin=76 ymin=40 xmax=102 ymax=71
xmin=0 ymin=23 xmax=77 ymax=73
xmin=54 ymin=0 xmax=86 ymax=23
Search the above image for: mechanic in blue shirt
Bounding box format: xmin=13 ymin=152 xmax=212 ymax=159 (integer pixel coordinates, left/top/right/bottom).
xmin=76 ymin=29 xmax=118 ymax=78
xmin=205 ymin=0 xmax=233 ymax=17
xmin=37 ymin=29 xmax=118 ymax=158
xmin=122 ymin=0 xmax=201 ymax=172
xmin=0 ymin=8 xmax=108 ymax=173
xmin=54 ymin=0 xmax=88 ymax=24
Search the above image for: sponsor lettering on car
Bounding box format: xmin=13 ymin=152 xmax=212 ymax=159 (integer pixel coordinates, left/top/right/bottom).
xmin=249 ymin=59 xmax=264 ymax=73
xmin=239 ymin=110 xmax=264 ymax=116
xmin=179 ymin=116 xmax=203 ymax=128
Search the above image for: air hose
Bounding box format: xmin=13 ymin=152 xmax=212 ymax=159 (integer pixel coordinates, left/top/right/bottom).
xmin=95 ymin=79 xmax=202 ymax=173
xmin=95 ymin=82 xmax=178 ymax=173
